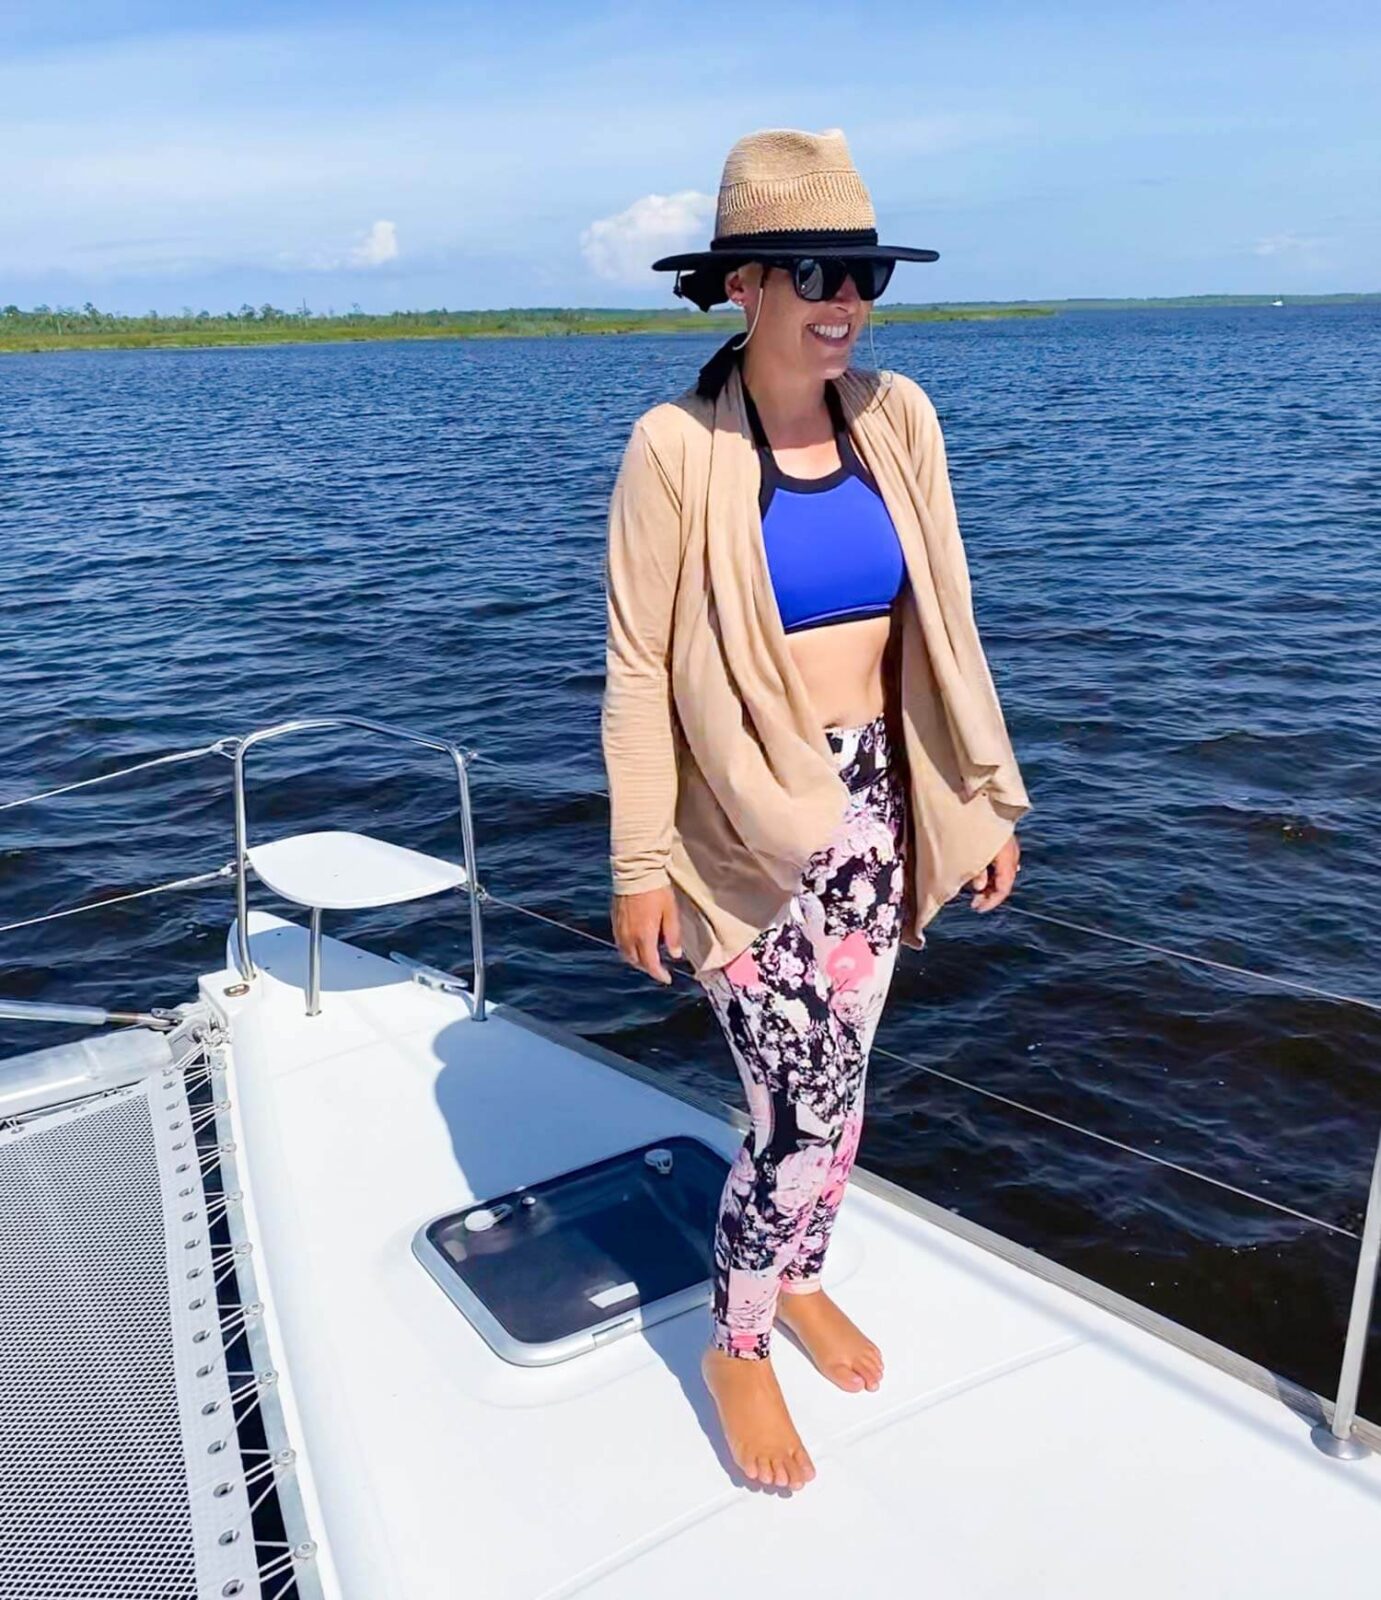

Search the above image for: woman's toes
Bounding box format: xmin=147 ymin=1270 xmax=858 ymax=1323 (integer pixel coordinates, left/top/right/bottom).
xmin=776 ymin=1290 xmax=882 ymax=1395
xmin=702 ymin=1346 xmax=814 ymax=1492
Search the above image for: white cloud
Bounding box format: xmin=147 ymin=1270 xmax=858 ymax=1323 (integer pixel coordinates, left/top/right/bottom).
xmin=580 ymin=190 xmax=715 ymax=286
xmin=277 ymin=220 xmax=402 ymax=274
xmin=350 ymin=219 xmax=399 ymax=267
xmin=1252 ymin=231 xmax=1332 ymax=258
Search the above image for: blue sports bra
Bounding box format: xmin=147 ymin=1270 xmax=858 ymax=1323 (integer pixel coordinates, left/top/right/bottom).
xmin=743 ymin=382 xmax=906 ymax=635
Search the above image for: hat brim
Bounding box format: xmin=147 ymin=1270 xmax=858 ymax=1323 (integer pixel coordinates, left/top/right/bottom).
xmin=651 ymin=242 xmax=938 ymax=272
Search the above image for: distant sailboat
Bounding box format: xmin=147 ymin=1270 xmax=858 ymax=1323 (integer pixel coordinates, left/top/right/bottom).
xmin=1272 ymin=298 xmax=1285 ymax=306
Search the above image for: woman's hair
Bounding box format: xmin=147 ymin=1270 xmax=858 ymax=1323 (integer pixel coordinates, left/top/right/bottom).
xmin=675 ymin=260 xmax=754 ymax=313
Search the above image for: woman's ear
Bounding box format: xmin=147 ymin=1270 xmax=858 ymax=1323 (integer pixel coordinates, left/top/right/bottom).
xmin=724 ymin=262 xmax=763 ymax=309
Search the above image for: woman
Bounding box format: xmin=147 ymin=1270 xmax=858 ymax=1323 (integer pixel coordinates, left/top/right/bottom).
xmin=600 ymin=128 xmax=1030 ymax=1493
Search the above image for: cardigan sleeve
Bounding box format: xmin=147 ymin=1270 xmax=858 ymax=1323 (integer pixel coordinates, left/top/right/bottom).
xmin=600 ymin=416 xmax=683 ymax=895
xmin=892 ymin=372 xmax=1032 ymax=819
xmin=903 ymin=378 xmax=976 ymax=613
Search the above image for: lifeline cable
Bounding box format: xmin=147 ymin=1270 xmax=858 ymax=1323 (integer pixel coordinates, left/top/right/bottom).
xmin=474 ymin=883 xmax=1362 ymax=1241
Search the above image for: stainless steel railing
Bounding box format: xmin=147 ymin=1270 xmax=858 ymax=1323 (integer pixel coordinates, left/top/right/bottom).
xmin=229 ymin=716 xmax=486 ymax=1020
xmin=1316 ymin=1132 xmax=1381 ymax=1457
xmin=0 ymin=718 xmax=488 ymax=1022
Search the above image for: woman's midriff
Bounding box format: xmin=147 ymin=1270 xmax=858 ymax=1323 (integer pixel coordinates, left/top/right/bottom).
xmin=787 ymin=609 xmax=896 ymax=731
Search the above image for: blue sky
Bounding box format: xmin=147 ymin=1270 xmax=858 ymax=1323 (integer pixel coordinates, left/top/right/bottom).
xmin=5 ymin=1 xmax=1378 ymax=313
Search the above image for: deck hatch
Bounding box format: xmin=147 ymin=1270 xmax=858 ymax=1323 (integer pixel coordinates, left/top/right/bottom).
xmin=414 ymin=1135 xmax=731 ymax=1365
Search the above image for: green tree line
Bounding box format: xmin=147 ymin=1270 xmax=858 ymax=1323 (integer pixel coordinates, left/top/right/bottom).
xmin=0 ymin=299 xmax=1051 ymax=353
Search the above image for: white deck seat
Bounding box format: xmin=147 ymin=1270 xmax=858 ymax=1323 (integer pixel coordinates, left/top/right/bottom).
xmin=247 ymin=830 xmax=467 ymax=911
xmin=245 ymin=831 xmax=467 ymax=1015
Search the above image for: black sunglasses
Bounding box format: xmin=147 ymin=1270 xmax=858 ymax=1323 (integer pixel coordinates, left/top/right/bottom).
xmin=759 ymin=255 xmax=896 ymax=303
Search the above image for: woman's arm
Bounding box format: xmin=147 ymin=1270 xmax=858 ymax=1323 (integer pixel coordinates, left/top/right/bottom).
xmin=600 ymin=416 xmax=683 ymax=897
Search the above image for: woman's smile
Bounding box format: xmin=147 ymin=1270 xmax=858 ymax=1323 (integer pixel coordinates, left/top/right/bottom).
xmin=806 ymin=321 xmax=852 ymax=347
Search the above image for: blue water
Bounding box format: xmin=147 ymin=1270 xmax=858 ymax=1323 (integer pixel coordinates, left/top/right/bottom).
xmin=2 ymin=306 xmax=1379 ymax=1413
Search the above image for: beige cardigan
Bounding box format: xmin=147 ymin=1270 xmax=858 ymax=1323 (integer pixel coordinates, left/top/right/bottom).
xmin=600 ymin=338 xmax=1031 ymax=979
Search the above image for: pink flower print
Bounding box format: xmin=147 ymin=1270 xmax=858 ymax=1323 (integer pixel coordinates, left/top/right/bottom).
xmin=772 ymin=1143 xmax=833 ymax=1216
xmin=725 ymin=1268 xmax=778 ymax=1337
xmin=793 ymin=1226 xmax=825 ymax=1261
xmin=849 ymin=873 xmax=879 ymax=917
xmin=797 ymin=896 xmax=830 ymax=964
xmin=820 ymin=1112 xmax=863 ymax=1209
xmin=727 ymin=1142 xmax=756 ymax=1202
xmin=724 ymin=945 xmax=762 ymax=990
xmin=843 ymin=813 xmax=874 ymax=859
xmin=824 ymin=929 xmax=876 ymax=996
xmin=775 ymin=943 xmax=808 ymax=989
xmin=742 ymin=1075 xmax=773 ymax=1151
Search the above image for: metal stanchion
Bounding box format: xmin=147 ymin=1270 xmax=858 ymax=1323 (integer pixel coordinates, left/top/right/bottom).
xmin=1313 ymin=1123 xmax=1381 ymax=1459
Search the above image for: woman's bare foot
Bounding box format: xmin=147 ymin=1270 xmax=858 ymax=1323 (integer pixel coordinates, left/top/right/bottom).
xmin=775 ymin=1288 xmax=883 ymax=1392
xmin=701 ymin=1347 xmax=817 ymax=1490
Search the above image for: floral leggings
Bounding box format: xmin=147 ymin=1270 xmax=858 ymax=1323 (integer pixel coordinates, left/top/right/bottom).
xmin=697 ymin=711 xmax=908 ymax=1359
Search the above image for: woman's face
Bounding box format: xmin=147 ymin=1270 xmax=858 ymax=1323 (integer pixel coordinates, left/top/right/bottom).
xmin=725 ymin=260 xmax=866 ymax=379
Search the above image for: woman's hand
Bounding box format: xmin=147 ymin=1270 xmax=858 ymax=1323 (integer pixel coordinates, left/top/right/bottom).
xmin=969 ymin=834 xmax=1021 ymax=913
xmin=611 ymin=885 xmax=683 ymax=985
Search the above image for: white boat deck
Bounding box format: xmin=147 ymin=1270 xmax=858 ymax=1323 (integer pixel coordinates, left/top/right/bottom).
xmin=207 ymin=912 xmax=1380 ymax=1600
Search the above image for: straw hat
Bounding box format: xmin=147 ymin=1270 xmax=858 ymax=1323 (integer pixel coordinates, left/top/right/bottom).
xmin=651 ymin=127 xmax=938 ymax=311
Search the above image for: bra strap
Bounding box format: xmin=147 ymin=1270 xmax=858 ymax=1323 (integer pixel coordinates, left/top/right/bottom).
xmin=742 ymin=381 xmax=849 ymax=453
xmin=741 ymin=383 xmax=771 ymax=452
xmin=824 ymin=380 xmax=848 ymax=440
xmin=829 ymin=380 xmax=880 ymax=493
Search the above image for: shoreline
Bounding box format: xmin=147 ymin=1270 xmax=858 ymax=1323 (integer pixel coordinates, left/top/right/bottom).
xmin=2 ymin=293 xmax=1375 ymax=355
xmin=0 ymin=305 xmax=1043 ymax=356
